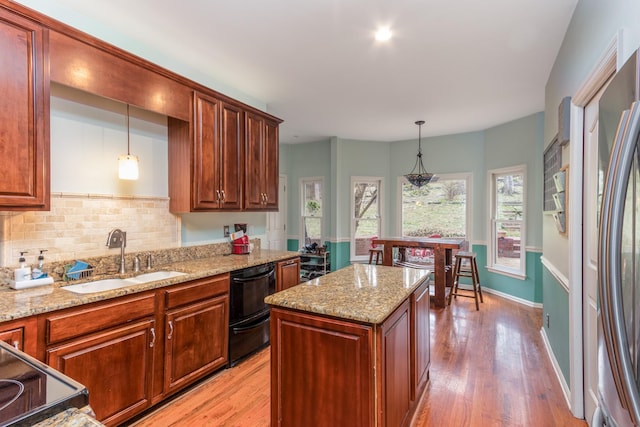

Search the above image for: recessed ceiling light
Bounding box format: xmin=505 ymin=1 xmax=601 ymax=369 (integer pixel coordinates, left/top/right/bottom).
xmin=375 ymin=27 xmax=392 ymax=42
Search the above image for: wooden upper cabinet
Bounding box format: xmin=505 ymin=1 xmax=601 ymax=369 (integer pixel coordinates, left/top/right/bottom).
xmin=192 ymin=92 xmax=243 ymax=210
xmin=245 ymin=112 xmax=280 ymax=211
xmin=0 ymin=7 xmax=49 ymax=210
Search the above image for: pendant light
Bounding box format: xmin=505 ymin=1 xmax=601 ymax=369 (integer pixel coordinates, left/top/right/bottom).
xmin=118 ymin=104 xmax=139 ymax=180
xmin=404 ymin=120 xmax=434 ymax=188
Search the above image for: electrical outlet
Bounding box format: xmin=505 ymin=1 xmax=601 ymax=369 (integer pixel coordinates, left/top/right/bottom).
xmin=546 ymin=313 xmax=550 ymax=328
xmin=224 ymin=225 xmax=230 ymax=237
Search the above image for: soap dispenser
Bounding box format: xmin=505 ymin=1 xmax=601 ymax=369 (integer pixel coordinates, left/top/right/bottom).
xmin=32 ymin=249 xmax=48 ymax=279
xmin=14 ymin=251 xmax=31 ymax=282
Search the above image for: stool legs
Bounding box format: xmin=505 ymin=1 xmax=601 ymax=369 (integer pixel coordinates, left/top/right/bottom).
xmin=368 ymin=249 xmax=383 ymax=265
xmin=447 ymin=253 xmax=482 ymax=310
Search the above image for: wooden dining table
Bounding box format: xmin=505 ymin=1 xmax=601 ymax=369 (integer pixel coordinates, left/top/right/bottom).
xmin=372 ymin=236 xmax=468 ymax=308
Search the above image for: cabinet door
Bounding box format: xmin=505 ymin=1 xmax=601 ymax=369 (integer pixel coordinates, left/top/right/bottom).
xmin=164 ymin=295 xmax=228 ymax=395
xmin=379 ymin=299 xmax=411 ymax=427
xmin=244 ymin=111 xmax=265 ymax=210
xmin=270 ymin=308 xmax=373 ymax=426
xmin=46 ymin=319 xmax=155 ymax=425
xmin=0 ymin=316 xmax=37 ymax=356
xmin=411 ymin=279 xmax=430 ymax=401
xmin=245 ymin=112 xmax=280 ymax=211
xmin=0 ymin=328 xmax=22 ymax=350
xmin=220 ymin=102 xmax=242 ymax=210
xmin=0 ymin=8 xmax=49 ymax=210
xmin=263 ymin=118 xmax=279 ymax=210
xmin=277 ymin=258 xmax=300 ymax=291
xmin=193 ymin=92 xmax=222 ymax=210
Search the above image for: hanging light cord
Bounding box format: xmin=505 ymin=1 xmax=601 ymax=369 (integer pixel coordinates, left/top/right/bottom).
xmin=126 ymin=104 xmax=131 ymax=156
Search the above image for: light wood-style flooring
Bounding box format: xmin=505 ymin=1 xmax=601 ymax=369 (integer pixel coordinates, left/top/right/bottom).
xmin=129 ymin=293 xmax=587 ymax=427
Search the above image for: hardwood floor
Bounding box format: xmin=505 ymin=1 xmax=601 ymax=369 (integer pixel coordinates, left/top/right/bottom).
xmin=129 ymin=293 xmax=587 ymax=427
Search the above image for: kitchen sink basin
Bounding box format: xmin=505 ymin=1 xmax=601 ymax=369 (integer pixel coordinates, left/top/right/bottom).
xmin=62 ymin=271 xmax=187 ymax=294
xmin=129 ymin=270 xmax=187 ymax=283
xmin=62 ymin=278 xmax=135 ymax=294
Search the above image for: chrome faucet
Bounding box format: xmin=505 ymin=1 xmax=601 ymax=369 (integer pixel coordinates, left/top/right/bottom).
xmin=146 ymin=252 xmax=153 ymax=270
xmin=106 ymin=228 xmax=127 ymax=274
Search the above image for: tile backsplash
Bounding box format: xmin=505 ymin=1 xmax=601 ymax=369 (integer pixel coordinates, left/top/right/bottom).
xmin=0 ymin=193 xmax=181 ymax=268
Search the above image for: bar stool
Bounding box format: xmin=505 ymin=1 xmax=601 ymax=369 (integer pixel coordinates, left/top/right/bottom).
xmin=368 ymin=248 xmax=383 ymax=265
xmin=448 ymin=251 xmax=483 ymax=310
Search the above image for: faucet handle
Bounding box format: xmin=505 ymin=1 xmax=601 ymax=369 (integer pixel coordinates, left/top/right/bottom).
xmin=146 ymin=252 xmax=153 ymax=270
xmin=133 ymin=255 xmax=140 ymax=273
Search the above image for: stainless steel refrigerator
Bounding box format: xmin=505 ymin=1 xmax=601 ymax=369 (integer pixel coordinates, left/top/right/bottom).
xmin=597 ymin=50 xmax=640 ymax=426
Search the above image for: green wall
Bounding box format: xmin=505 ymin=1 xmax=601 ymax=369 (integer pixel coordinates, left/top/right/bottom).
xmin=284 ymin=113 xmax=545 ymax=304
xmin=542 ymin=265 xmax=571 ymax=382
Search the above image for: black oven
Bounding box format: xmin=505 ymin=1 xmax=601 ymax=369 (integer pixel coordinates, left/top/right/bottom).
xmin=229 ymin=263 xmax=275 ymax=366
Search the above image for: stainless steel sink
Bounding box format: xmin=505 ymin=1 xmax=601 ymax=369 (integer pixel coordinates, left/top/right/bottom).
xmin=62 ymin=271 xmax=187 ymax=294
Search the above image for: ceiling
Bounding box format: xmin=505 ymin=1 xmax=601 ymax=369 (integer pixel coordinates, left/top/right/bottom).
xmin=20 ymin=0 xmax=578 ymax=144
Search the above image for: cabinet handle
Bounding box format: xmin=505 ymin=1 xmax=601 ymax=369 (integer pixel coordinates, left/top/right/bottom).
xmin=216 ymin=190 xmax=221 ymax=202
xmin=12 ymin=341 xmax=19 ymax=349
xmin=220 ymin=190 xmax=225 ymax=203
xmin=150 ymin=327 xmax=156 ymax=348
xmin=167 ymin=321 xmax=174 ymax=340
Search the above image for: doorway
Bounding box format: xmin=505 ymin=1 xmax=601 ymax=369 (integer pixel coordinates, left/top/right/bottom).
xmin=265 ymin=175 xmax=287 ymax=250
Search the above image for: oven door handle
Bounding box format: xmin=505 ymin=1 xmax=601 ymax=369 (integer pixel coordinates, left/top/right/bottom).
xmin=232 ymin=316 xmax=270 ymax=334
xmin=232 ymin=269 xmax=274 ymax=283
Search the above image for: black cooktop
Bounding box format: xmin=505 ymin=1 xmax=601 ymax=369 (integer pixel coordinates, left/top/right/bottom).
xmin=0 ymin=341 xmax=88 ymax=426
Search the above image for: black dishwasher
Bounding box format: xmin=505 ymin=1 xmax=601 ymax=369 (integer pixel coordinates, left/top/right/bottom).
xmin=228 ymin=263 xmax=275 ymax=366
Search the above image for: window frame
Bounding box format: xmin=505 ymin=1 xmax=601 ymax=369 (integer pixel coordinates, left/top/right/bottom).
xmin=299 ymin=176 xmax=325 ymax=248
xmin=396 ymin=172 xmax=472 ymax=239
xmin=350 ymin=176 xmax=384 ymax=262
xmin=487 ymin=164 xmax=526 ymax=279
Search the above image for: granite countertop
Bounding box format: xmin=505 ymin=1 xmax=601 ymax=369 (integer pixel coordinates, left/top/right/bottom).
xmin=32 ymin=406 xmax=103 ymax=427
xmin=265 ymin=263 xmax=430 ymax=324
xmin=0 ymin=249 xmax=299 ymax=322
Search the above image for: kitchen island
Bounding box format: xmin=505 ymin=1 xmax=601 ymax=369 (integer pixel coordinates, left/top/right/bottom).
xmin=265 ymin=264 xmax=431 ymax=427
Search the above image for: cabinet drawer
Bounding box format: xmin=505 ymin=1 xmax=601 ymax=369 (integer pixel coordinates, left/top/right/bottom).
xmin=45 ymin=293 xmax=156 ymax=345
xmin=165 ymin=273 xmax=229 ymax=310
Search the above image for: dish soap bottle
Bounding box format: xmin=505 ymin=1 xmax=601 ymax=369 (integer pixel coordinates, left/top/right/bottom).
xmin=14 ymin=251 xmax=31 ymax=282
xmin=32 ymin=249 xmax=48 ymax=279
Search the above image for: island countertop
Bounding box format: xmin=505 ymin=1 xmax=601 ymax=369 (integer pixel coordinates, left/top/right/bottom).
xmin=265 ymin=263 xmax=430 ymax=324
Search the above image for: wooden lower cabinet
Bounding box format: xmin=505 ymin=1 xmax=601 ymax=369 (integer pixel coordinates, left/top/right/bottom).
xmin=276 ymin=257 xmax=300 ymax=291
xmin=46 ymin=319 xmax=155 ymax=426
xmin=270 ymin=281 xmax=429 ymax=427
xmin=411 ymin=278 xmax=430 ymax=401
xmin=162 ymin=274 xmax=229 ymax=396
xmin=270 ymin=308 xmax=373 ymax=427
xmin=37 ymin=274 xmax=230 ymax=426
xmin=379 ymin=299 xmax=411 ymax=427
xmin=0 ymin=316 xmax=37 ymax=356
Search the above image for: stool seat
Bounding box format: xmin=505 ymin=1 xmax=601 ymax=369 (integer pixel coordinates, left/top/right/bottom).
xmin=368 ymin=248 xmax=383 ymax=265
xmin=448 ymin=252 xmax=483 ymax=310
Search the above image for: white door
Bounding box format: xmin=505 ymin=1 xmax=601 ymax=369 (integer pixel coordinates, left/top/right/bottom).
xmin=583 ymin=85 xmax=606 ymax=424
xmin=266 ymin=175 xmax=287 ymax=250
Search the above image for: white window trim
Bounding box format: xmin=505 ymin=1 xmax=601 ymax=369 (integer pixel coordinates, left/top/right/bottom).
xmin=350 ymin=176 xmax=384 ymax=262
xmin=396 ymin=173 xmax=473 ymax=239
xmin=487 ymin=164 xmax=527 ymax=279
xmin=299 ymin=176 xmax=325 ymax=247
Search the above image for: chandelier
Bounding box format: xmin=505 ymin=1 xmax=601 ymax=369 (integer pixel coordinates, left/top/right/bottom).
xmin=404 ymin=120 xmax=434 ymax=187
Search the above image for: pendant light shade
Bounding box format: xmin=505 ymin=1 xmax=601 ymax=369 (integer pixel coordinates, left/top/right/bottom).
xmin=118 ymin=104 xmax=139 ymax=180
xmin=404 ymin=120 xmax=434 ymax=188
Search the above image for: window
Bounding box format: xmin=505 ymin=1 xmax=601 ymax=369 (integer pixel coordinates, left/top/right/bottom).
xmin=351 ymin=177 xmax=382 ymax=261
xmin=489 ymin=165 xmax=526 ymax=278
xmin=399 ymin=173 xmax=471 ymax=238
xmin=300 ymin=177 xmax=323 ymax=247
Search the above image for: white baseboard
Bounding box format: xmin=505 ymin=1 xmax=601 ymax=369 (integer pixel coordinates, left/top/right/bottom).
xmin=540 ymin=327 xmax=572 ymax=410
xmin=475 ymin=285 xmax=542 ymax=308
